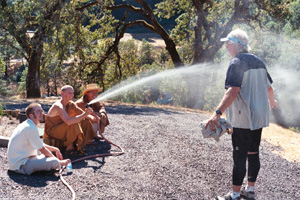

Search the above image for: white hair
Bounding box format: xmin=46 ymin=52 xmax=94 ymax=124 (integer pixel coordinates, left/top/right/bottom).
xmin=228 ymin=28 xmax=251 ymax=53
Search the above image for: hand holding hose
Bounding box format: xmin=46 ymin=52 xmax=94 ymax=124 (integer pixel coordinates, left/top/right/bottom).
xmin=84 ymin=106 xmax=93 ymax=115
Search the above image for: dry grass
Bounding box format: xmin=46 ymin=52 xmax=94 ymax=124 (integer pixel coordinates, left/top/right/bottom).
xmin=263 ymin=123 xmax=300 ymax=164
xmin=121 ymin=33 xmax=166 ymax=49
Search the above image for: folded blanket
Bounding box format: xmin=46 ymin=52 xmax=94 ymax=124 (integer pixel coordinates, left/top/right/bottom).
xmin=200 ymin=118 xmax=232 ymax=142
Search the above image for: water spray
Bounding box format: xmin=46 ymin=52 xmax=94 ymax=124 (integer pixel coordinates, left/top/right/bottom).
xmin=87 ymin=63 xmax=226 ymax=106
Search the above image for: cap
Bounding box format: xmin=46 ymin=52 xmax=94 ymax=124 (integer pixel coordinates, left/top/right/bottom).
xmin=220 ymin=35 xmax=247 ymax=45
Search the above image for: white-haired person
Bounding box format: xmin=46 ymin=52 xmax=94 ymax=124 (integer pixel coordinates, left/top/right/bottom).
xmin=205 ymin=29 xmax=278 ymax=200
xmin=7 ymin=103 xmax=70 ymax=175
xmin=75 ymin=83 xmax=109 ymax=138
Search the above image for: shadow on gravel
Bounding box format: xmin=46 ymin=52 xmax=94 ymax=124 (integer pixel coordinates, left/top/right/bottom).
xmin=105 ymin=104 xmax=183 ymax=116
xmin=7 ymin=170 xmax=60 ymax=187
xmin=6 ymin=140 xmax=112 ymax=188
xmin=4 ymin=103 xmax=52 ymax=113
xmin=4 ymin=102 xmax=183 ymax=117
xmin=62 ymin=140 xmax=111 ymax=169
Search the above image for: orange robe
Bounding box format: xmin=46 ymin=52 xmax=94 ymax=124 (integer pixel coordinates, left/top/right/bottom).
xmin=43 ymin=101 xmax=96 ymax=151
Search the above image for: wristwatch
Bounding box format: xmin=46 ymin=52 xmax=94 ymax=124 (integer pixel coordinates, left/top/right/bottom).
xmin=216 ymin=110 xmax=222 ymax=115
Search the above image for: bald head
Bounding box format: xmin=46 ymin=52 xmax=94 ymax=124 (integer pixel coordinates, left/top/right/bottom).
xmin=61 ymin=85 xmax=73 ymax=92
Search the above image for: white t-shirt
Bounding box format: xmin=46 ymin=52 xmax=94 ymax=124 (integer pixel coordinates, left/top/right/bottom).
xmin=7 ymin=119 xmax=44 ymax=170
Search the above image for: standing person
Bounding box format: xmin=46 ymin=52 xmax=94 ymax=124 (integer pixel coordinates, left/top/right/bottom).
xmin=75 ymin=83 xmax=109 ymax=137
xmin=205 ymin=29 xmax=278 ymax=200
xmin=43 ymin=85 xmax=96 ymax=155
xmin=7 ymin=103 xmax=70 ymax=175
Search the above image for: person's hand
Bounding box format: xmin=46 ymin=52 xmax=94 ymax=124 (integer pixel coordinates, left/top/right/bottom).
xmin=85 ymin=107 xmax=93 ymax=115
xmin=270 ymin=99 xmax=278 ymax=109
xmin=54 ymin=148 xmax=63 ymax=160
xmin=204 ymin=113 xmax=221 ymax=131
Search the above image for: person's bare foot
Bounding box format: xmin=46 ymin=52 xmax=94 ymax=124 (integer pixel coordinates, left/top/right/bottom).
xmin=59 ymin=159 xmax=71 ymax=167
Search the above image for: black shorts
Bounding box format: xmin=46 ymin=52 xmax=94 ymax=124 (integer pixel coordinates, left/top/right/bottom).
xmin=232 ymin=128 xmax=262 ymax=154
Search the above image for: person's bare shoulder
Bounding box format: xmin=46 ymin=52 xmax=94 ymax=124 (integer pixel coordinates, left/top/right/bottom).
xmin=47 ymin=100 xmax=64 ymax=117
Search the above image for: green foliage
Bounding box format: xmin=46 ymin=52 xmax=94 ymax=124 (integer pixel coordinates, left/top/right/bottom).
xmin=37 ymin=0 xmax=118 ymax=96
xmin=169 ymin=13 xmax=195 ymax=45
xmin=0 ymin=0 xmax=300 ymax=124
xmin=140 ymin=39 xmax=155 ymax=66
xmin=0 ymin=101 xmax=7 ymax=116
xmin=0 ymin=79 xmax=10 ymax=97
xmin=203 ymin=78 xmax=224 ymax=111
xmin=159 ymin=73 xmax=189 ymax=107
xmin=0 ymin=57 xmax=4 ymax=73
xmin=118 ymin=39 xmax=140 ymax=77
xmin=0 ymin=57 xmax=10 ymax=97
xmin=250 ymin=32 xmax=282 ymax=66
xmin=12 ymin=64 xmax=26 ymax=82
xmin=17 ymin=65 xmax=28 ymax=97
xmin=177 ymin=42 xmax=194 ymax=65
xmin=288 ymin=0 xmax=300 ymax=30
xmin=289 ymin=126 xmax=300 ymax=133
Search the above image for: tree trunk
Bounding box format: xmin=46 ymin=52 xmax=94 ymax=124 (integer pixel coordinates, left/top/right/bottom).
xmin=136 ymin=0 xmax=183 ymax=67
xmin=164 ymin=37 xmax=183 ymax=67
xmin=26 ymin=44 xmax=43 ymax=98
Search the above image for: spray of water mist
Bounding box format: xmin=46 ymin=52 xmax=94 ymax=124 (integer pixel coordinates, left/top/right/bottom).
xmin=269 ymin=66 xmax=300 ymax=128
xmin=88 ymin=63 xmax=227 ymax=105
xmin=87 ymin=50 xmax=300 ymax=129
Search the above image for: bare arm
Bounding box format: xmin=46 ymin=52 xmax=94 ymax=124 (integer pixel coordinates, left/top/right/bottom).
xmin=58 ymin=105 xmax=93 ymax=126
xmin=39 ymin=147 xmax=56 ymax=158
xmin=268 ymin=85 xmax=278 ymax=109
xmin=43 ymin=143 xmax=63 ymax=160
xmin=205 ymin=87 xmax=240 ymax=130
xmin=48 ymin=102 xmax=93 ymax=126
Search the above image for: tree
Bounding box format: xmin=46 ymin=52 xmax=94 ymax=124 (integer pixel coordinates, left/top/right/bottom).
xmin=154 ymin=0 xmax=291 ymax=108
xmin=76 ymin=0 xmax=184 ymax=68
xmin=0 ymin=57 xmax=10 ymax=96
xmin=156 ymin=0 xmax=291 ymax=64
xmin=287 ymin=0 xmax=300 ymax=30
xmin=0 ymin=0 xmax=66 ymax=98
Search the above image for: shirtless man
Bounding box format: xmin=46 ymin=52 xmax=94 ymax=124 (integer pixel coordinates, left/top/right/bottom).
xmin=43 ymin=85 xmax=97 ymax=154
xmin=7 ymin=103 xmax=70 ymax=175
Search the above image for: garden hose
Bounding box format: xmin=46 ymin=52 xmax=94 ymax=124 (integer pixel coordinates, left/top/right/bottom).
xmin=59 ymin=122 xmax=124 ymax=199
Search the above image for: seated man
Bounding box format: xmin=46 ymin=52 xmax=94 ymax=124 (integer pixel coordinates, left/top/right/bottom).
xmin=7 ymin=103 xmax=70 ymax=175
xmin=43 ymin=85 xmax=96 ymax=154
xmin=75 ymin=83 xmax=109 ymax=137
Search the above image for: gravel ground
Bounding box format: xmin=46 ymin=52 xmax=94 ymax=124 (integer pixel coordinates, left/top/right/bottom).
xmin=0 ymin=103 xmax=300 ymax=200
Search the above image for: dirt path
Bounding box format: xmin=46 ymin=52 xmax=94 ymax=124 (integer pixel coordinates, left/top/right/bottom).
xmin=0 ymin=102 xmax=299 ymax=199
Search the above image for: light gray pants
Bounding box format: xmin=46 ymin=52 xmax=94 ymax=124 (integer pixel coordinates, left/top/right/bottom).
xmin=15 ymin=155 xmax=61 ymax=175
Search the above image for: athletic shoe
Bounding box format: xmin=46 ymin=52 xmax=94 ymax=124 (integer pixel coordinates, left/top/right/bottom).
xmin=215 ymin=192 xmax=240 ymax=200
xmin=240 ymin=186 xmax=255 ymax=200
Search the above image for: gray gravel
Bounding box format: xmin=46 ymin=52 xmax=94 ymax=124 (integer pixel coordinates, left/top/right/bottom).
xmin=0 ymin=104 xmax=299 ymax=199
